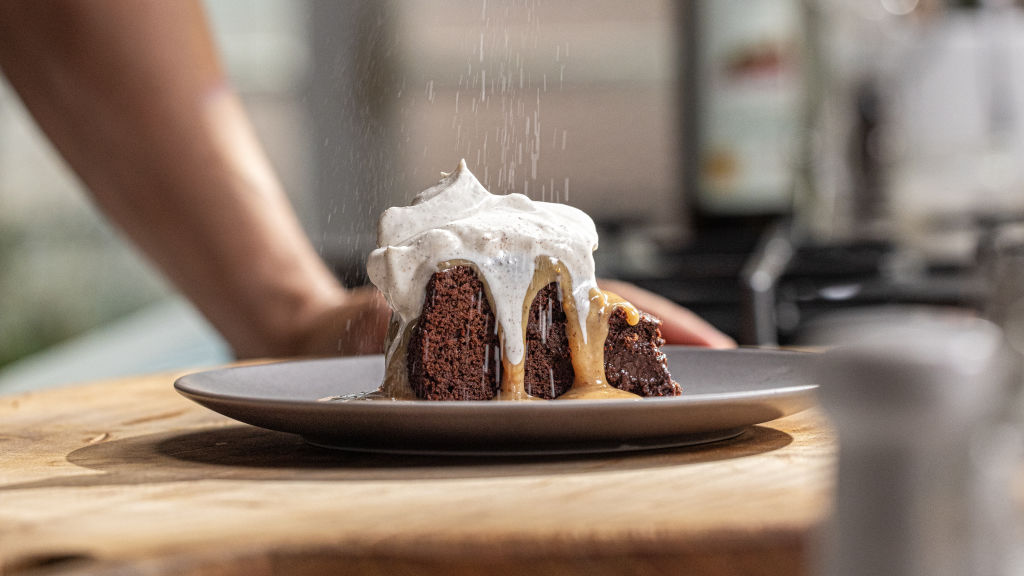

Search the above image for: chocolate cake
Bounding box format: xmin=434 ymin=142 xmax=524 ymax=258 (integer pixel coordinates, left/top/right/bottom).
xmin=603 ymin=309 xmax=677 ymax=397
xmin=368 ymin=159 xmax=681 ymax=401
xmin=523 ymin=282 xmax=574 ymax=399
xmin=406 ymin=266 xmax=680 ymax=400
xmin=407 ymin=266 xmax=500 ymax=401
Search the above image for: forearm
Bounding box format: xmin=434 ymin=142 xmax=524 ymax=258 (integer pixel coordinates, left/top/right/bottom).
xmin=0 ymin=1 xmax=345 ymax=357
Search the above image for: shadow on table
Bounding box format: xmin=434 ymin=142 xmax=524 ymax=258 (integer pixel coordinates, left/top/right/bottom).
xmin=1 ymin=423 xmax=792 ymax=491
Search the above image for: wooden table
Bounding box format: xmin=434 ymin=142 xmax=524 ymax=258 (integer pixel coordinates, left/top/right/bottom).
xmin=0 ymin=367 xmax=835 ymax=576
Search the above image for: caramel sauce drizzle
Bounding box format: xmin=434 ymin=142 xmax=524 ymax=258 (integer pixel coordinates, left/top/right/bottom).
xmin=557 ymin=286 xmax=641 ymax=400
xmin=497 ymin=257 xmax=640 ymax=400
xmin=376 ymin=314 xmax=417 ymax=400
xmin=376 ymin=257 xmax=642 ymax=401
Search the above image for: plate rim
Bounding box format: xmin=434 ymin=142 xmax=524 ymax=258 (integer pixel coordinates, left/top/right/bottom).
xmin=174 ymin=346 xmax=817 ymax=410
xmin=172 ymin=347 xmax=818 ymax=454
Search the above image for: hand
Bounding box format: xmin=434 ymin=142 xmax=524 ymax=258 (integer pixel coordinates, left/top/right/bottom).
xmin=598 ymin=279 xmax=736 ymax=349
xmin=287 ymin=278 xmax=735 ymax=358
xmin=287 ymin=286 xmax=392 ymax=358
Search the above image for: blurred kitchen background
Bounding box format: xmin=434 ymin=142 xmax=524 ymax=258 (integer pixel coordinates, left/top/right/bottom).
xmin=1 ymin=0 xmax=1021 ymax=392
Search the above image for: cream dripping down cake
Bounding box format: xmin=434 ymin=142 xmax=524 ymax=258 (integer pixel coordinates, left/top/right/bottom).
xmin=366 ymin=160 xmax=679 ymax=401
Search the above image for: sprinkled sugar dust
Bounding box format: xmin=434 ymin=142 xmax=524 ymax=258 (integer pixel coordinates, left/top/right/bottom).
xmin=425 ymin=0 xmax=573 ymax=205
xmin=312 ymin=1 xmax=580 ymax=300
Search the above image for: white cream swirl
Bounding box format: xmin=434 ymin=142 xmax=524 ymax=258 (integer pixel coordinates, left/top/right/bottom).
xmin=366 ymin=159 xmax=599 ymax=365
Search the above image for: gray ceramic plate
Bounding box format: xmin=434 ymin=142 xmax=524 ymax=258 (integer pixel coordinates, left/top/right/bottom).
xmin=174 ymin=347 xmax=817 ymax=455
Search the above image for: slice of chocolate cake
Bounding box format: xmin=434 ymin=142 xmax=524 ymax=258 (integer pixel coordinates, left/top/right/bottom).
xmin=406 ymin=266 xmax=500 ymax=401
xmin=604 ymin=310 xmax=679 ymax=397
xmin=407 ymin=266 xmax=679 ymax=400
xmin=524 ymin=283 xmax=574 ymax=399
xmin=369 ymin=160 xmax=681 ymax=401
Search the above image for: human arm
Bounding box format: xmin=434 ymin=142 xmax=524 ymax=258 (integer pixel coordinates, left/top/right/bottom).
xmin=0 ymin=1 xmax=389 ymax=358
xmin=0 ymin=1 xmax=729 ymax=358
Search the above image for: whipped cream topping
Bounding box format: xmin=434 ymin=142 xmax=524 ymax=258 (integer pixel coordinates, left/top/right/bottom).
xmin=366 ymin=159 xmax=599 ymax=365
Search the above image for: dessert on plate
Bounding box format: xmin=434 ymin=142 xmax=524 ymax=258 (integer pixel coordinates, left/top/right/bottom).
xmin=366 ymin=160 xmax=679 ymax=401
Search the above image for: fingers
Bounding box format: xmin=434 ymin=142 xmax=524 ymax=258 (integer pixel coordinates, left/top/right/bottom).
xmin=337 ymin=286 xmax=391 ymax=355
xmin=293 ymin=286 xmax=391 ymax=357
xmin=597 ymin=279 xmax=736 ymax=349
xmin=654 ymin=305 xmax=737 ymax=349
xmin=309 ymin=279 xmax=737 ymax=358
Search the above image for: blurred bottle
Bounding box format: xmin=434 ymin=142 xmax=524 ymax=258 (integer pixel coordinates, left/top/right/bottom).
xmin=808 ymin=308 xmax=1019 ymax=576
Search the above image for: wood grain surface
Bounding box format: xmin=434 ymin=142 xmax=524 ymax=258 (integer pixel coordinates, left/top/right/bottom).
xmin=0 ymin=367 xmax=836 ymax=576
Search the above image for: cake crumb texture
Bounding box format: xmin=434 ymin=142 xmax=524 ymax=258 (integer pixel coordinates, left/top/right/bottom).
xmin=604 ymin=311 xmax=680 ymax=397
xmin=407 ymin=266 xmax=500 ymax=400
xmin=524 ymin=283 xmax=574 ymax=399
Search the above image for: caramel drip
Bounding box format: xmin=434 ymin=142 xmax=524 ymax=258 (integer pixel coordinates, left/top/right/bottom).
xmin=377 ymin=258 xmax=642 ymax=402
xmin=499 ymin=257 xmax=640 ymax=401
xmin=379 ymin=314 xmax=417 ymax=400
xmin=557 ymin=285 xmax=641 ymax=400
xmin=497 ymin=257 xmax=561 ymax=401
